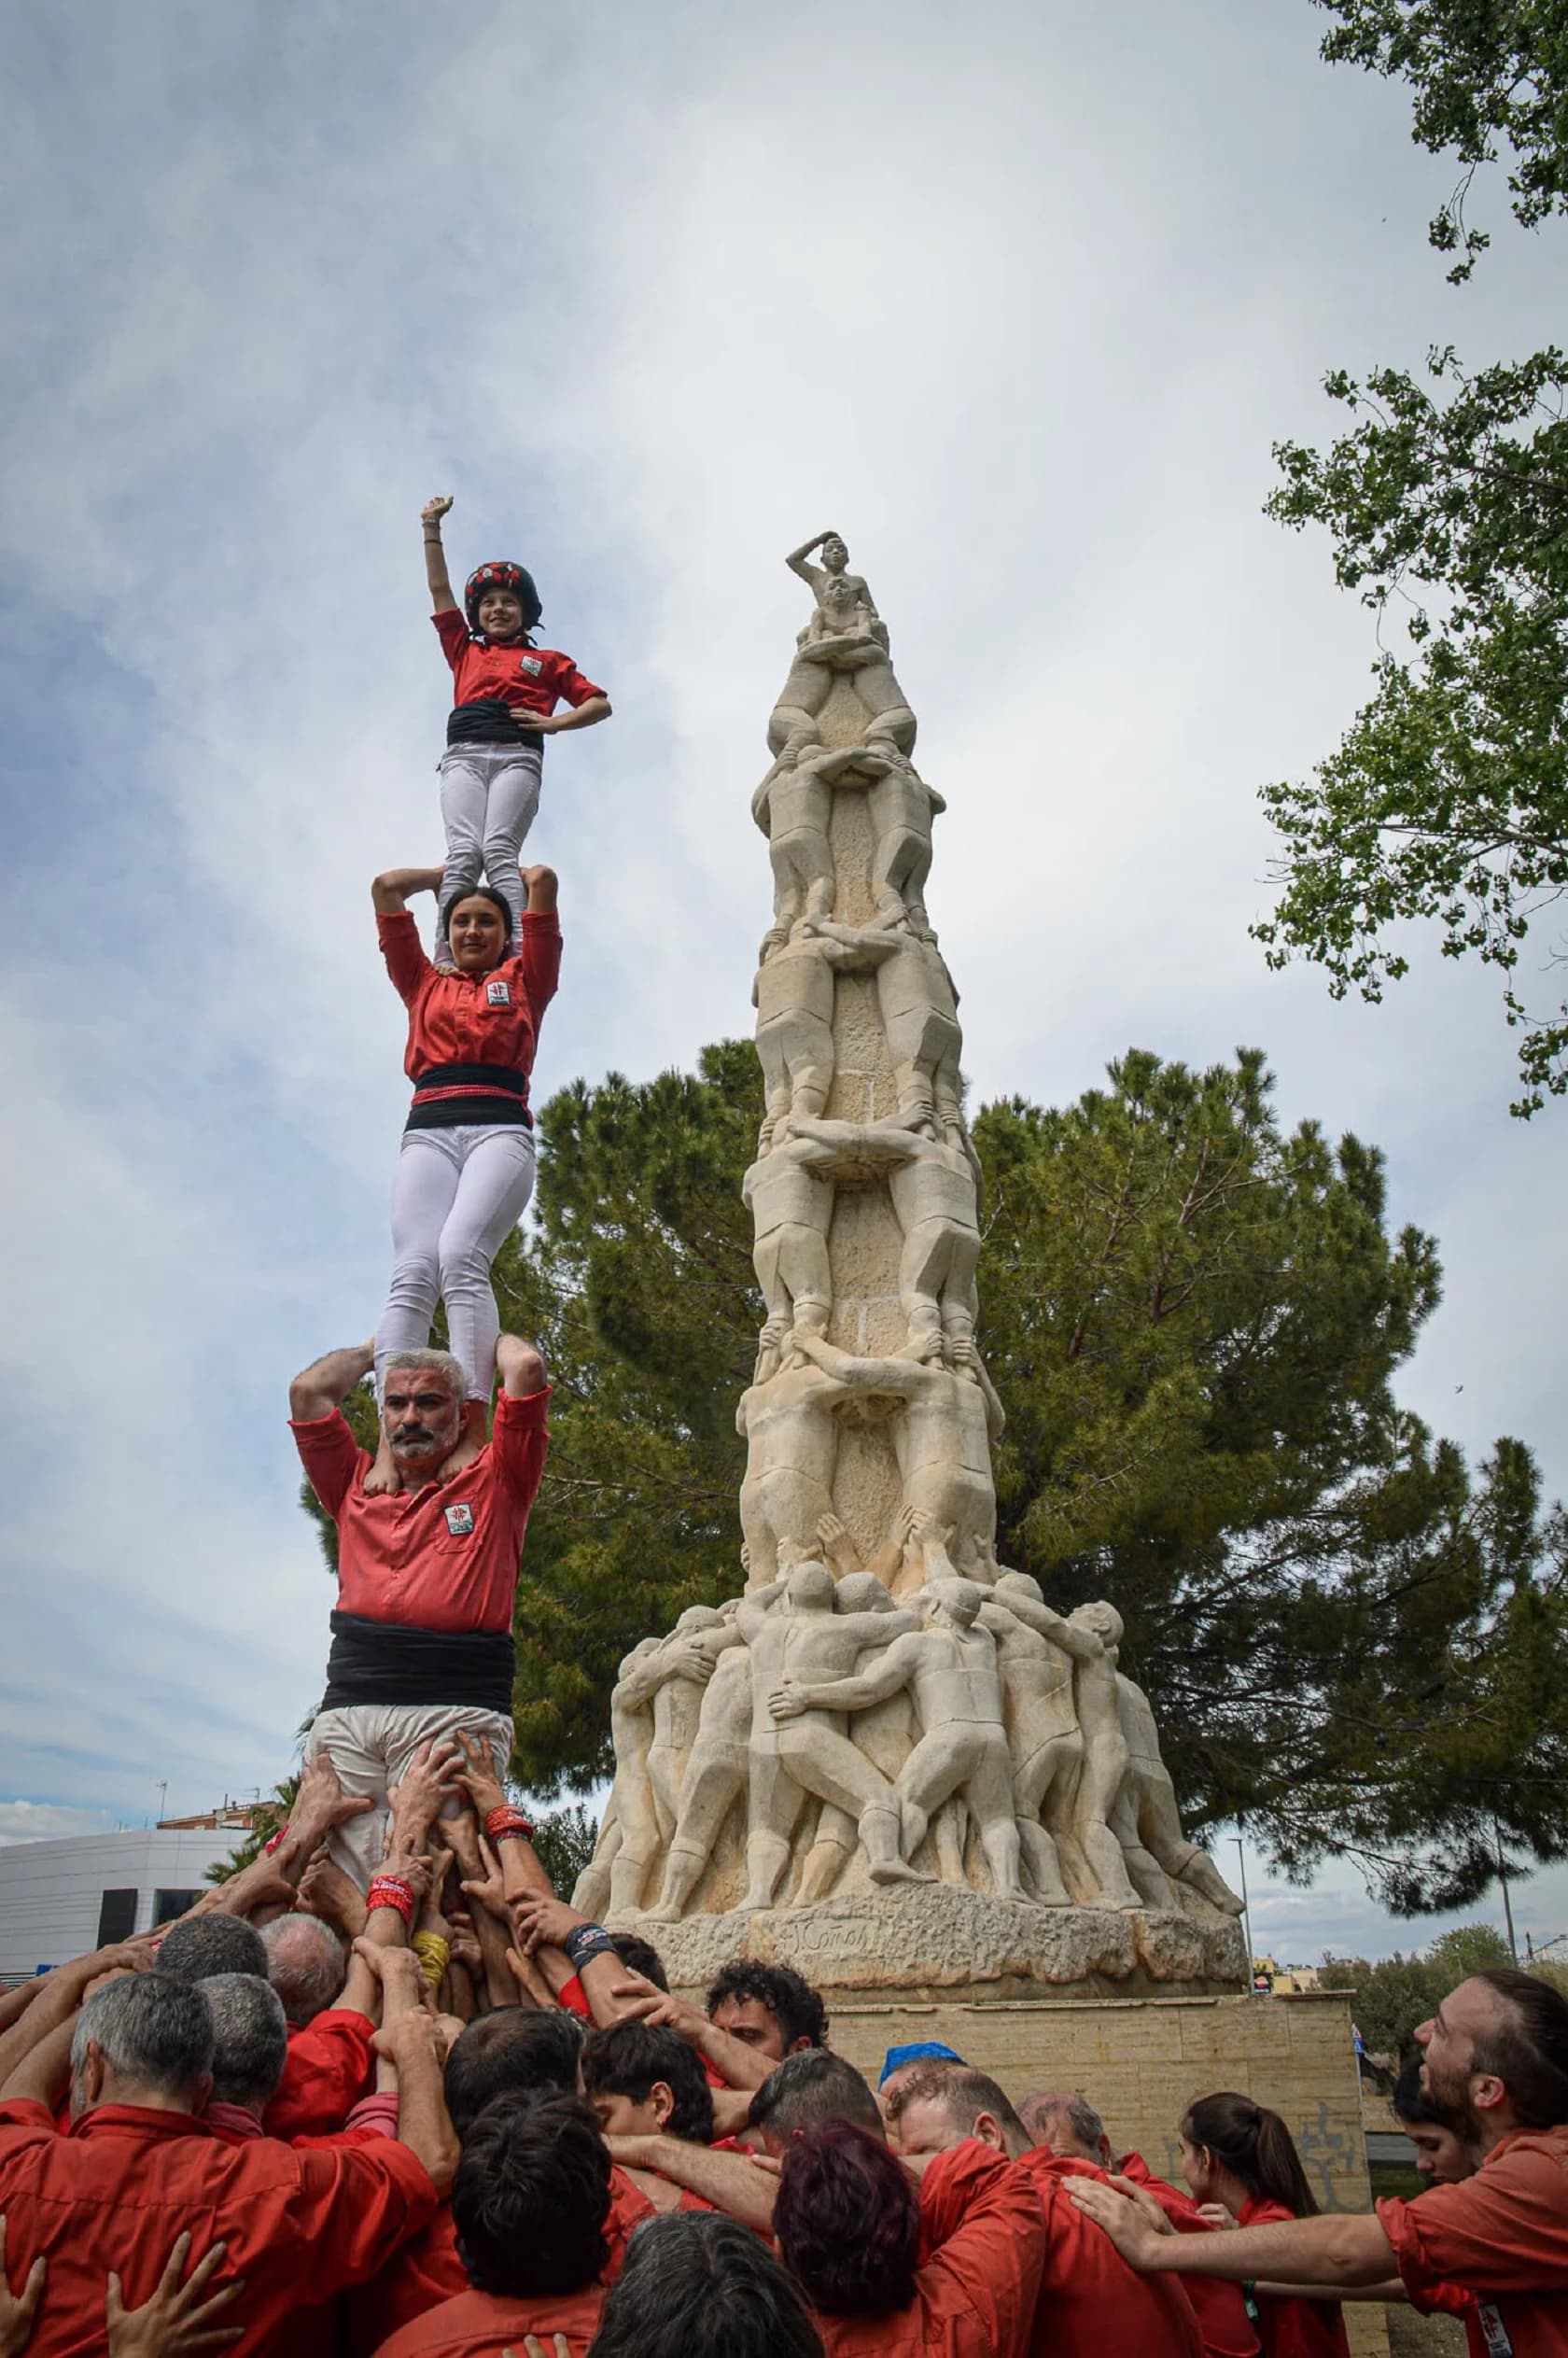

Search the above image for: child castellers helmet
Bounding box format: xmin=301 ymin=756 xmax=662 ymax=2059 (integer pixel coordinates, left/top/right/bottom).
xmin=464 ymin=561 xmax=542 ymax=638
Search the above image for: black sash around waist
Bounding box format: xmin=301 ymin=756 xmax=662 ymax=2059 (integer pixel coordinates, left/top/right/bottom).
xmin=446 ymin=699 xmax=545 ymax=749
xmin=406 ymin=1061 xmax=534 ymax=1134
xmin=321 ymin=1611 xmax=516 ymax=1716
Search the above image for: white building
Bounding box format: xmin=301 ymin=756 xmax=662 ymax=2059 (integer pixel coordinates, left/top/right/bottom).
xmin=0 ymin=1829 xmax=244 ymax=1977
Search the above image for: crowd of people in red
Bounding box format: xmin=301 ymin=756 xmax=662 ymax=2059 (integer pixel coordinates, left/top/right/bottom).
xmin=2 ymin=1741 xmax=1566 ymax=2358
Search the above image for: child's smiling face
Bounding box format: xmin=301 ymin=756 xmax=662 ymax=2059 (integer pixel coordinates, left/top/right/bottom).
xmin=478 ymin=587 xmax=525 ymax=641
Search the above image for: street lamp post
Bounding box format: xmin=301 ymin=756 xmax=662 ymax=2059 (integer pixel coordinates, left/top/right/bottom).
xmin=1232 ymin=1833 xmax=1256 ymax=1993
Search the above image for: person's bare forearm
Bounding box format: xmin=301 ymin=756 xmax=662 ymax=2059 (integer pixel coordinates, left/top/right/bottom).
xmin=289 ymin=1341 xmax=374 ymax=1422
xmin=423 ymin=511 xmax=456 ymax=612
xmin=0 ymin=1955 xmax=100 ymax=2084
xmin=693 ymin=2018 xmax=772 ymax=2092
xmin=1134 ymin=2212 xmax=1394 ymax=2289
xmin=2 ymin=2016 xmax=76 ymax=2106
xmin=371 ymin=865 xmax=445 ymax=916
xmin=0 ymin=1984 xmax=39 ymax=2038
xmin=545 ymin=695 xmax=610 ymax=734
xmin=391 ymin=2040 xmax=459 ymax=2189
xmin=611 ymin=2134 xmax=777 ymax=2232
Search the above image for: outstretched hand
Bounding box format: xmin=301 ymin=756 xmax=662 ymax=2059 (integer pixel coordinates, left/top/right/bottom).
xmin=1063 ymin=2176 xmax=1166 ymax=2268
xmin=421 ymin=496 xmax=454 ymax=523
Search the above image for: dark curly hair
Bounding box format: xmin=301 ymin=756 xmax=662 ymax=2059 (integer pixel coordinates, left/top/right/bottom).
xmin=444 ymin=2007 xmax=583 ymax=2140
xmin=452 ymin=2090 xmax=610 ymax=2297
xmin=590 ymin=2211 xmax=823 ymax=2358
xmin=582 ymin=2018 xmax=714 ymax=2144
xmin=706 ymin=1959 xmax=828 ymax=2054
xmin=774 ymin=2120 xmax=920 ymax=2314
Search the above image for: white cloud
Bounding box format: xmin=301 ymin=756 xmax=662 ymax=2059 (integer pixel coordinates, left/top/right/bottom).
xmin=0 ymin=1801 xmax=111 ymax=1848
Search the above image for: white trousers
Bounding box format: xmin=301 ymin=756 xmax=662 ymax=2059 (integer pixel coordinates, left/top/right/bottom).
xmin=304 ymin=1703 xmax=513 ymax=1888
xmin=434 ymin=741 xmax=543 ymax=957
xmin=375 ymin=1123 xmax=538 ymax=1403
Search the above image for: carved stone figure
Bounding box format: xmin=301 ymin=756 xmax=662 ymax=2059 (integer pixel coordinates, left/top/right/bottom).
xmin=796 ymin=1335 xmax=1002 ymax=1573
xmin=770 ymin=1577 xmax=1033 ymax=1904
xmin=977 ymin=1570 xmax=1083 ymax=1906
xmin=862 ymin=748 xmax=945 ymax=937
xmin=1004 ymin=1596 xmax=1143 ymax=1910
xmin=738 ymin=1557 xmax=926 ymax=1907
xmin=752 ymin=933 xmax=870 ymax=1150
xmin=1116 ymin=1671 xmax=1246 ymax=1916
xmin=744 ymin=1132 xmax=836 ymax=1383
xmin=644 ymin=1607 xmax=734 ymax=1850
xmin=786 ymin=1116 xmax=980 ymax=1368
xmin=752 ymin=742 xmax=836 ymax=951
xmin=801 ymin=919 xmax=962 ymax=1142
xmin=770 ymin=532 xmax=916 ymax=758
xmin=735 ymin=1361 xmax=853 ymax=1586
xmin=602 ymin=1636 xmax=670 ymax=1917
xmin=644 ymin=1586 xmax=775 ymax=1923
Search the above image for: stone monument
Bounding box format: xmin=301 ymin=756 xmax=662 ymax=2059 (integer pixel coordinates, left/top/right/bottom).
xmin=580 ymin=529 xmax=1247 ymax=2002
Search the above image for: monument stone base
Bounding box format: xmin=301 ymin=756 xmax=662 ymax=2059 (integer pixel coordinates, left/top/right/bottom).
xmin=637 ymin=1888 xmax=1247 ymax=2003
xmin=817 ymin=1988 xmax=1387 ymax=2358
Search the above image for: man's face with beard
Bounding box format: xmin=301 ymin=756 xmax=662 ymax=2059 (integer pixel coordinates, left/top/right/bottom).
xmin=381 ymin=1370 xmax=462 ymax=1471
xmin=1415 ymin=1977 xmax=1509 ymax=2136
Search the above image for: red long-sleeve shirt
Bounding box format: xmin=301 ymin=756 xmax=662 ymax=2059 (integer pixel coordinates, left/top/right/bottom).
xmin=1379 ymin=2125 xmax=1568 ymax=2358
xmin=814 ymin=2140 xmax=1047 ymax=2358
xmin=379 ymin=907 xmax=560 ymax=1096
xmin=1118 ymin=2152 xmax=1261 ymax=2358
xmin=1013 ymin=2150 xmax=1204 ymax=2358
xmin=1237 ymin=2196 xmax=1351 ymax=2358
xmin=261 ymin=2009 xmax=375 ymax=2140
xmin=0 ymin=2098 xmax=439 ymax=2357
xmin=372 ymin=2281 xmax=605 ymax=2358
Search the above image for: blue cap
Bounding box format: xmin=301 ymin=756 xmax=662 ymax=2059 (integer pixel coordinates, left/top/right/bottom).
xmin=878 ymin=2040 xmax=964 ymax=2087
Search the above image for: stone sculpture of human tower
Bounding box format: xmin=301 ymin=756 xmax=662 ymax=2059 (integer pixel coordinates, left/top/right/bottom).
xmin=742 ymin=529 xmax=993 ymax=1589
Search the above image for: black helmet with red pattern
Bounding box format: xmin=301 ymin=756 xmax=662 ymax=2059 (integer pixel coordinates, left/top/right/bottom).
xmin=464 ymin=560 xmax=542 ymax=639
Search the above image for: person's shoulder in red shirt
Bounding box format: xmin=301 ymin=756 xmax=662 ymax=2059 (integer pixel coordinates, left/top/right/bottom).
xmin=1116 ymin=2153 xmax=1260 ymax=2358
xmin=371 ymin=2281 xmax=604 ymax=2358
xmin=263 ymin=2009 xmax=375 ymax=2140
xmin=1018 ymin=2150 xmax=1204 ymax=2358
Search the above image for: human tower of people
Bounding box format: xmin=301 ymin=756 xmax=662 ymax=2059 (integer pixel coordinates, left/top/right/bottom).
xmin=2 ymin=512 xmax=1567 ymax=2356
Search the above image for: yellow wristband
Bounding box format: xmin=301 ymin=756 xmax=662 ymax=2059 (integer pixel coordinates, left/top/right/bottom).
xmin=412 ymin=1931 xmax=450 ymax=1987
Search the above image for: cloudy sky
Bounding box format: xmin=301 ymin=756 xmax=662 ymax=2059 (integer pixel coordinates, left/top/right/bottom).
xmin=2 ymin=0 xmax=1563 ymax=1964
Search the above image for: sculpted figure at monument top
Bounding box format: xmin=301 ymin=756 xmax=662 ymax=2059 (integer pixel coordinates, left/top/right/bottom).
xmin=770 ymin=531 xmax=916 ymax=759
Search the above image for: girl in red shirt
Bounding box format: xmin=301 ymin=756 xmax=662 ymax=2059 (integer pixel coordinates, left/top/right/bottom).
xmin=1178 ymin=2092 xmax=1351 ymax=2358
xmin=367 ymin=859 xmax=561 ymax=1484
xmin=419 ymin=495 xmax=610 ymax=965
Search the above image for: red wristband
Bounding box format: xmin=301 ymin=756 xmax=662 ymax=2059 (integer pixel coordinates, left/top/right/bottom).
xmin=365 ymin=1874 xmax=415 ymax=1928
xmin=264 ymin=1828 xmax=288 ymax=1855
xmin=485 ymin=1804 xmax=536 ymax=1845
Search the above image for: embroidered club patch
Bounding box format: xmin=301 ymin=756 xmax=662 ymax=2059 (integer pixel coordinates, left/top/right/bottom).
xmin=444 ymin=1504 xmax=475 ymax=1537
xmin=485 ymin=977 xmax=511 ymax=1005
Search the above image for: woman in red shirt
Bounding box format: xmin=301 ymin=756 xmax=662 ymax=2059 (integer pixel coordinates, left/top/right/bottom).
xmin=419 ymin=496 xmax=609 ymax=963
xmin=367 ymin=858 xmax=561 ymax=1484
xmin=1178 ymin=2092 xmax=1351 ymax=2358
